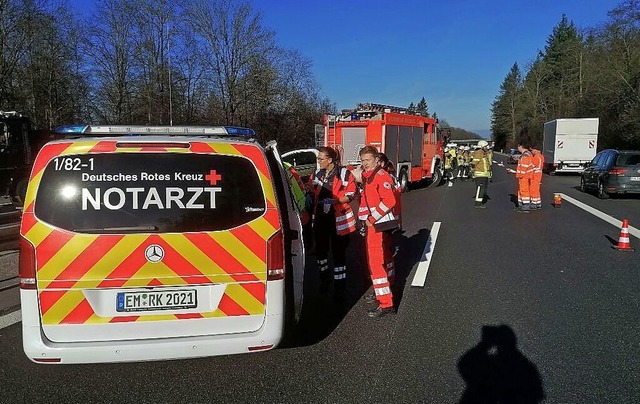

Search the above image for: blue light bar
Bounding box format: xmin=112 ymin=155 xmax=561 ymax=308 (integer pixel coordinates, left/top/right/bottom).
xmin=224 ymin=126 xmax=255 ymax=137
xmin=55 ymin=125 xmax=89 ymax=134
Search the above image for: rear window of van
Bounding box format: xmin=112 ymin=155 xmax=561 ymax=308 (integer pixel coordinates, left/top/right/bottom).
xmin=34 ymin=153 xmax=267 ymax=233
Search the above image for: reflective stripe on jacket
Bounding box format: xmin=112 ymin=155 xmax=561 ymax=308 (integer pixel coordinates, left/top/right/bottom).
xmin=358 ymin=167 xmax=397 ymax=225
xmin=531 ymin=149 xmax=544 ymax=178
xmin=516 ymin=150 xmax=535 ymax=179
xmin=471 ymin=149 xmax=492 ymax=178
xmin=308 ymin=166 xmax=357 ymax=235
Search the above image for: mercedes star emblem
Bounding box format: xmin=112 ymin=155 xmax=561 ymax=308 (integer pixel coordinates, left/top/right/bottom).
xmin=145 ymin=244 xmax=165 ymax=263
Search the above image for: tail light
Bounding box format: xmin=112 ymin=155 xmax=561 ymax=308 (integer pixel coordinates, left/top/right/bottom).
xmin=19 ymin=236 xmax=36 ymax=289
xmin=609 ymin=168 xmax=627 ymax=176
xmin=266 ymin=231 xmax=285 ymax=280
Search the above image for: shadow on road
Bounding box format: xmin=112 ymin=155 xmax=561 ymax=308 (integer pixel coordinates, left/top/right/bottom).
xmin=458 ymin=324 xmax=545 ymax=404
xmin=509 ymin=193 xmax=518 ymax=207
xmin=282 ymin=226 xmax=432 ymax=349
xmin=392 ymin=228 xmax=430 ymax=307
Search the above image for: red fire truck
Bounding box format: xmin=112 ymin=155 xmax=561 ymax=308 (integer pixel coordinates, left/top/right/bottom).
xmin=324 ymin=103 xmax=445 ymax=191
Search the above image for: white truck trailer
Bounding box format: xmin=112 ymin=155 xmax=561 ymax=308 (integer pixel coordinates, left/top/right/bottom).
xmin=542 ymin=118 xmax=599 ymax=174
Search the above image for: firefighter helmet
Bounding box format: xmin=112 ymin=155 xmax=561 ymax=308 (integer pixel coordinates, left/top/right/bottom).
xmin=478 ymin=140 xmax=489 ymax=148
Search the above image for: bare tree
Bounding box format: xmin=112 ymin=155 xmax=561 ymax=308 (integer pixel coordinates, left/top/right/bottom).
xmin=183 ymin=0 xmax=276 ymax=124
xmin=84 ymin=0 xmax=137 ymax=123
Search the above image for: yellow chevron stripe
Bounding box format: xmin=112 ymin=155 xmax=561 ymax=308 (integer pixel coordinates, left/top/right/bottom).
xmin=201 ymin=310 xmax=227 ymax=318
xmin=25 ymin=221 xmax=54 ymax=247
xmin=58 ymin=141 xmax=100 ymax=155
xmin=258 ymin=171 xmax=276 ymax=206
xmin=23 ymin=169 xmax=43 ymax=208
xmin=41 ymin=291 xmax=85 ymax=325
xmin=160 ymin=234 xmax=236 ymax=282
xmin=209 ymin=232 xmax=265 ymax=273
xmin=74 ymin=235 xmax=147 ymax=288
xmin=248 ymin=217 xmax=277 ymax=241
xmin=224 ymin=284 xmax=265 ymax=315
xmin=210 ymin=143 xmax=241 ymax=156
xmin=38 ymin=235 xmax=98 ymax=288
xmin=84 ymin=313 xmax=112 ymax=324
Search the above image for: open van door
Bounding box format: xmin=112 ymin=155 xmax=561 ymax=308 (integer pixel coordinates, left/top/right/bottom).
xmin=264 ymin=141 xmax=305 ymax=322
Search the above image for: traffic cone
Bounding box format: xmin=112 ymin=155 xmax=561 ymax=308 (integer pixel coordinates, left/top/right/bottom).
xmin=612 ymin=219 xmax=635 ymax=251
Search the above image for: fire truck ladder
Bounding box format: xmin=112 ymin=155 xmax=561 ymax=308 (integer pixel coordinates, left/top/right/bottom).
xmin=355 ymin=103 xmax=409 ymax=113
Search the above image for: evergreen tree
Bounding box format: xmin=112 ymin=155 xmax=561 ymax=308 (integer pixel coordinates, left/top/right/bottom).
xmin=491 ymin=62 xmax=522 ymax=150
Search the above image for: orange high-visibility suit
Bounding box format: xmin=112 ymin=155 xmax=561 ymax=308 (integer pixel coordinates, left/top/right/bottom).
xmin=358 ymin=167 xmax=396 ymax=309
xmin=516 ymin=150 xmax=535 ymax=211
xmin=530 ymin=149 xmax=544 ymax=209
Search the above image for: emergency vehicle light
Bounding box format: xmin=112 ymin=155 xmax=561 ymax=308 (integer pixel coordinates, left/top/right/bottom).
xmin=54 ymin=125 xmax=255 ymax=137
xmin=54 ymin=125 xmax=90 ymax=134
xmin=224 ymin=126 xmax=255 ymax=137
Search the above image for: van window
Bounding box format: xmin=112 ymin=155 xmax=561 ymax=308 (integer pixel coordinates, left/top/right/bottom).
xmin=616 ymin=153 xmax=640 ymax=166
xmin=34 ymin=153 xmax=266 ymax=233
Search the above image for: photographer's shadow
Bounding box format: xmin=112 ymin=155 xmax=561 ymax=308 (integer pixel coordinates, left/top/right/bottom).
xmin=458 ymin=325 xmax=545 ymax=404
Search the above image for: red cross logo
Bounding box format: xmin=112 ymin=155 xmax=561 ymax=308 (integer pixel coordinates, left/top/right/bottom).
xmin=205 ymin=170 xmax=222 ymax=186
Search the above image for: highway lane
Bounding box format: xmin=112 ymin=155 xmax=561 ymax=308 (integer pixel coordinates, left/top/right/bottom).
xmin=0 ymin=163 xmax=639 ymax=403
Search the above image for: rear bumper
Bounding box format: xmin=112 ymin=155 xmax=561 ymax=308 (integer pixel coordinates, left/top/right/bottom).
xmin=21 ymin=281 xmax=285 ymax=364
xmin=551 ymin=161 xmax=589 ymax=173
xmin=606 ymin=179 xmax=640 ymax=194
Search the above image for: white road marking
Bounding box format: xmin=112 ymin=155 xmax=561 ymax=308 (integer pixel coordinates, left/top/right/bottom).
xmin=560 ymin=193 xmax=640 ymax=239
xmin=0 ymin=310 xmax=21 ymax=330
xmin=411 ymin=221 xmax=441 ymax=287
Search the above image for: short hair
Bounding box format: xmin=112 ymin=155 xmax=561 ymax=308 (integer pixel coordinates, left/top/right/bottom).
xmin=317 ymin=146 xmax=339 ymax=163
xmin=517 ymin=139 xmax=531 ymax=150
xmin=359 ymin=145 xmax=379 ymax=157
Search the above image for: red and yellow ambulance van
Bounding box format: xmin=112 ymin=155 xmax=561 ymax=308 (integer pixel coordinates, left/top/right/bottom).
xmin=19 ymin=125 xmax=304 ymax=364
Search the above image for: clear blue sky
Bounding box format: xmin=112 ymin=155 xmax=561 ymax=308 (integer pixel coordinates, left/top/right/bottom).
xmin=69 ymin=0 xmax=622 ymax=135
xmin=251 ymin=0 xmax=621 ymax=135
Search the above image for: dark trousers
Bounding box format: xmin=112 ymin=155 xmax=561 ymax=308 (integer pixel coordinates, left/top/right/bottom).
xmin=314 ymin=215 xmax=350 ymax=290
xmin=474 ymin=177 xmax=489 ymax=205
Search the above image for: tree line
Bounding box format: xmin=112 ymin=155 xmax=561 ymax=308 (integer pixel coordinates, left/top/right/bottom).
xmin=491 ymin=0 xmax=640 ymax=151
xmin=0 ymin=0 xmax=332 ymax=151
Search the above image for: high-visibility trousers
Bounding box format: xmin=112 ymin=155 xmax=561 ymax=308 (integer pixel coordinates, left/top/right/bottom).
xmin=314 ymin=214 xmax=349 ymax=289
xmin=382 ymin=231 xmax=396 ymax=285
xmin=531 ymin=174 xmax=542 ymax=207
xmin=365 ymin=226 xmax=394 ymax=308
xmin=518 ymin=178 xmax=532 ymax=209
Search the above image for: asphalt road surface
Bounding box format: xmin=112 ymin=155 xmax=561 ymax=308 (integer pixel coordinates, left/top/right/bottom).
xmin=1 ymin=156 xmax=639 ymax=403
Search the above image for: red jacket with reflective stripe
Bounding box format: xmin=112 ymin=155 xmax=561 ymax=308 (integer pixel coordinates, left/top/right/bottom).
xmin=359 ymin=167 xmax=397 ymax=225
xmin=308 ymin=166 xmax=357 ymax=235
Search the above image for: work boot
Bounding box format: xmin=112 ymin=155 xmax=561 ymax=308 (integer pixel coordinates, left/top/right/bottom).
xmin=367 ymin=305 xmax=396 ymax=318
xmin=365 ymin=292 xmax=377 ymax=304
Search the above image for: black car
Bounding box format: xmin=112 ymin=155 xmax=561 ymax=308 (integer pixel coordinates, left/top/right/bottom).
xmin=580 ymin=149 xmax=640 ymax=198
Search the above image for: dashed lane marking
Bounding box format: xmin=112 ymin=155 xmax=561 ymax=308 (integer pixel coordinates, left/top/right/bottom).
xmin=560 ymin=193 xmax=640 ymax=239
xmin=0 ymin=310 xmax=21 ymax=330
xmin=411 ymin=221 xmax=441 ymax=287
